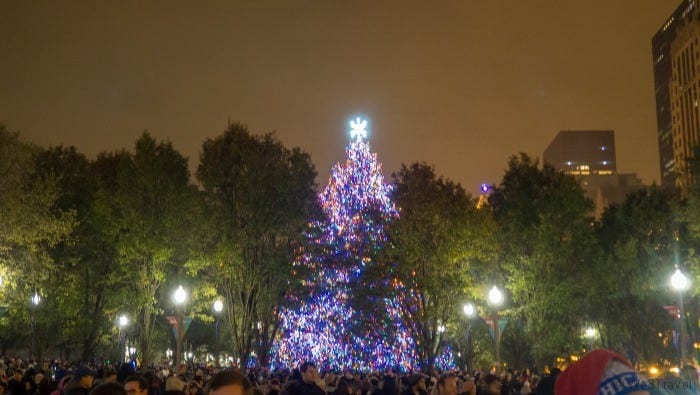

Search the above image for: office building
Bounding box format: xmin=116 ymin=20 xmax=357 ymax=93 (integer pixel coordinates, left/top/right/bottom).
xmin=652 ymin=0 xmax=700 ymax=190
xmin=544 ymin=130 xmax=643 ymax=219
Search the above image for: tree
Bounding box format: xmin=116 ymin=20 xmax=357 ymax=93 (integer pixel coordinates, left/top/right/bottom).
xmin=274 ymin=121 xmax=433 ymax=370
xmin=386 ymin=162 xmax=496 ymax=369
xmin=592 ymin=187 xmax=678 ymax=363
xmin=33 ymin=146 xmax=130 ymax=360
xmin=103 ymin=132 xmax=201 ymax=367
xmin=488 ymin=153 xmax=595 ymax=365
xmin=0 ymin=125 xmax=75 ymax=358
xmin=195 ymin=123 xmax=317 ymax=367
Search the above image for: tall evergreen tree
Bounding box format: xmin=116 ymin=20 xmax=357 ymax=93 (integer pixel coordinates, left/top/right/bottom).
xmin=273 ymin=118 xmax=419 ymax=370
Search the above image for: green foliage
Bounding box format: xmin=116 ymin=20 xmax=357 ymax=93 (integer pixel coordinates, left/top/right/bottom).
xmin=489 ymin=153 xmax=594 ymax=365
xmin=194 ymin=123 xmax=318 ymax=366
xmin=592 ymin=187 xmax=678 ymax=362
xmin=100 ymin=132 xmax=202 ymax=367
xmin=386 ymin=162 xmax=497 ymax=368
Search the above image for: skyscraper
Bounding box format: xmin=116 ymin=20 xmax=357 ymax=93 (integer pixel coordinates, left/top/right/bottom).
xmin=652 ymin=0 xmax=700 ymax=190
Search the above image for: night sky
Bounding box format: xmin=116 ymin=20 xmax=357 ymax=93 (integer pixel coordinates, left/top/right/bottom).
xmin=0 ymin=1 xmax=678 ymax=194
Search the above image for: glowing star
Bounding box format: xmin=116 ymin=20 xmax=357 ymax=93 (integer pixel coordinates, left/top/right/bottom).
xmin=350 ymin=117 xmax=368 ymax=141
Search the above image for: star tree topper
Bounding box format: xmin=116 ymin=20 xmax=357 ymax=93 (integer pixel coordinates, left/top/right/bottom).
xmin=350 ymin=117 xmax=368 ymax=141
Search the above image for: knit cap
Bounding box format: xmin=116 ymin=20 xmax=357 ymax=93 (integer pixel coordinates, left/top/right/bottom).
xmin=554 ymin=349 xmax=648 ymax=395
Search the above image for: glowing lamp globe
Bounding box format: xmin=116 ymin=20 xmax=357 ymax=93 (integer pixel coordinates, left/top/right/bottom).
xmin=213 ymin=300 xmax=224 ymax=313
xmin=173 ymin=285 xmax=187 ymax=305
xmin=671 ymin=268 xmax=690 ymax=291
xmin=463 ymin=303 xmax=475 ymax=317
xmin=31 ymin=292 xmax=41 ymax=306
xmin=119 ymin=315 xmax=128 ymax=327
xmin=488 ymin=286 xmax=503 ymax=306
xmin=480 ymin=184 xmax=490 ymax=193
xmin=585 ymin=327 xmax=596 ymax=338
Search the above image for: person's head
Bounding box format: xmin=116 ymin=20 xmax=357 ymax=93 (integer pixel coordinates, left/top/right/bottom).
xmin=483 ymin=375 xmax=501 ymax=395
xmin=554 ymin=349 xmax=649 ymax=395
xmin=187 ymin=381 xmax=202 ymax=395
xmin=104 ymin=370 xmax=118 ymax=384
xmin=409 ymin=375 xmax=426 ymax=393
xmin=124 ymin=376 xmax=148 ymax=395
xmin=90 ymin=382 xmax=126 ymax=395
xmin=300 ymin=363 xmax=318 ymax=385
xmin=207 ymin=370 xmax=251 ymax=395
xmin=436 ymin=374 xmax=456 ymax=395
xmin=166 ymin=376 xmax=185 ymax=393
xmin=75 ymin=367 xmax=97 ymax=389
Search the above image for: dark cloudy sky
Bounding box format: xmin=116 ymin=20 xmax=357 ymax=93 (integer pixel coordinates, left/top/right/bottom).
xmin=0 ymin=1 xmax=678 ymax=193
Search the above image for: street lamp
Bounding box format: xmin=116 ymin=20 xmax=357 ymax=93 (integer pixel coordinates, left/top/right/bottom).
xmin=213 ymin=300 xmax=223 ymax=366
xmin=29 ymin=292 xmax=41 ymax=361
xmin=670 ymin=267 xmax=690 ymax=367
xmin=488 ymin=286 xmax=504 ymax=365
xmin=463 ymin=303 xmax=476 ymax=371
xmin=118 ymin=315 xmax=128 ymax=362
xmin=173 ymin=285 xmax=187 ymax=368
xmin=585 ymin=327 xmax=596 ymax=351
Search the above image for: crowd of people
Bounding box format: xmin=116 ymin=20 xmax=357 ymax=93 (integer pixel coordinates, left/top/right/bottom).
xmin=0 ymin=350 xmax=697 ymax=395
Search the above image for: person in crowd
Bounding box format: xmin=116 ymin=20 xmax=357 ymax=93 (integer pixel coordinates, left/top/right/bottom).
xmin=433 ymin=374 xmax=456 ymax=395
xmin=64 ymin=367 xmax=96 ymax=395
xmin=285 ymin=363 xmax=324 ymax=395
xmin=534 ymin=369 xmax=558 ymax=395
xmin=164 ymin=376 xmax=185 ymax=395
xmin=89 ymin=383 xmax=125 ymax=395
xmin=185 ymin=381 xmax=203 ymax=395
xmin=480 ymin=375 xmax=501 ymax=395
xmin=401 ymin=375 xmax=427 ymax=395
xmin=207 ymin=370 xmax=251 ymax=395
xmin=554 ymin=349 xmax=650 ymax=395
xmin=124 ymin=376 xmax=148 ymax=395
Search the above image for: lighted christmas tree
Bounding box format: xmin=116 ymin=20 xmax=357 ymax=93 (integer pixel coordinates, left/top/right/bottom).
xmin=271 ymin=118 xmax=420 ymax=370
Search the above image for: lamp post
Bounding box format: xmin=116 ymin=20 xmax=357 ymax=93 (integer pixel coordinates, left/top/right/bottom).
xmin=173 ymin=285 xmax=187 ymax=368
xmin=213 ymin=300 xmax=223 ymax=366
xmin=670 ymin=267 xmax=690 ymax=367
xmin=30 ymin=292 xmax=41 ymax=361
xmin=585 ymin=327 xmax=596 ymax=351
xmin=463 ymin=303 xmax=476 ymax=371
xmin=488 ymin=286 xmax=504 ymax=365
xmin=118 ymin=315 xmax=128 ymax=362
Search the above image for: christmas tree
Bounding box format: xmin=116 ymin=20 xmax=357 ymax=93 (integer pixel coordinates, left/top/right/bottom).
xmin=271 ymin=118 xmax=419 ymax=370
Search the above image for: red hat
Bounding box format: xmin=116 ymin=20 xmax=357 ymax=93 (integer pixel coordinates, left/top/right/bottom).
xmin=554 ymin=349 xmax=647 ymax=395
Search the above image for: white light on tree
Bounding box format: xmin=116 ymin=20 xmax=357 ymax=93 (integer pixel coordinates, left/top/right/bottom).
xmin=585 ymin=327 xmax=596 ymax=338
xmin=173 ymin=285 xmax=187 ymax=304
xmin=119 ymin=315 xmax=128 ymax=327
xmin=671 ymin=268 xmax=690 ymax=291
xmin=463 ymin=303 xmax=475 ymax=317
xmin=488 ymin=286 xmax=503 ymax=306
xmin=31 ymin=292 xmax=41 ymax=306
xmin=213 ymin=300 xmax=223 ymax=313
xmin=437 ymin=324 xmax=445 ymax=333
xmin=350 ymin=117 xmax=368 ymax=141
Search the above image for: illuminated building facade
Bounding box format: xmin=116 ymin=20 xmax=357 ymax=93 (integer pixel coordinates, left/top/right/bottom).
xmin=653 ymin=0 xmax=700 ymax=190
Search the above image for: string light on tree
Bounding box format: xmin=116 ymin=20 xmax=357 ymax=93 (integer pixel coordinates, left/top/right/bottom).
xmin=272 ymin=117 xmax=453 ymax=370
